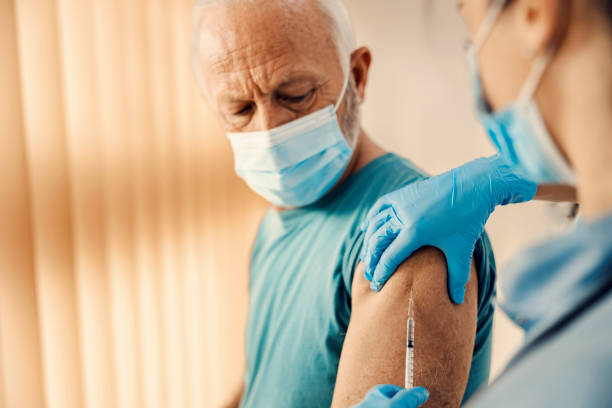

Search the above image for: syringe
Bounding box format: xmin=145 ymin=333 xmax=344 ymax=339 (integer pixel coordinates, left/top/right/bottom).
xmin=405 ymin=289 xmax=415 ymax=389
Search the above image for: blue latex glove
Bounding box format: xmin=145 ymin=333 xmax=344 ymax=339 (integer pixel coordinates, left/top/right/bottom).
xmin=352 ymin=385 xmax=429 ymax=408
xmin=360 ymin=155 xmax=537 ymax=303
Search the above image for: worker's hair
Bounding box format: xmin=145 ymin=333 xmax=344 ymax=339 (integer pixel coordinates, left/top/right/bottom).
xmin=191 ymin=0 xmax=356 ymax=98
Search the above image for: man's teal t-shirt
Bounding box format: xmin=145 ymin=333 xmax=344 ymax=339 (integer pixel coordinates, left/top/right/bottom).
xmin=241 ymin=154 xmax=496 ymax=408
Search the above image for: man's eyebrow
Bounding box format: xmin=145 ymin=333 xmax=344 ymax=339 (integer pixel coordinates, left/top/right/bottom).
xmin=275 ymin=75 xmax=318 ymax=89
xmin=216 ymin=73 xmax=322 ymax=105
xmin=219 ymin=93 xmax=249 ymax=105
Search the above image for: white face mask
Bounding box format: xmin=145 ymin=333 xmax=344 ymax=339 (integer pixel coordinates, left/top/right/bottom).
xmin=227 ymin=74 xmax=356 ymax=208
xmin=468 ymin=0 xmax=576 ymax=185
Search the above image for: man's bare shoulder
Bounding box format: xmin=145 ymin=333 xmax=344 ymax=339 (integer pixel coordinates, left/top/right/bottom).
xmin=332 ymin=248 xmax=479 ymax=407
xmin=352 ymin=247 xmax=475 ymax=308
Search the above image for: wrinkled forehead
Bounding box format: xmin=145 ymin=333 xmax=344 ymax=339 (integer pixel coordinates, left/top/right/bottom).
xmin=194 ymin=1 xmax=344 ymax=97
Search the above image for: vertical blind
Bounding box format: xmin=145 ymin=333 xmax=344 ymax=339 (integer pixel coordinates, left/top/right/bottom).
xmin=0 ymin=0 xmax=267 ymax=407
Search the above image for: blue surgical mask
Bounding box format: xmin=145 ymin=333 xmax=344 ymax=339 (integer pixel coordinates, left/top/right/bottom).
xmin=227 ymin=76 xmax=355 ymax=208
xmin=468 ymin=0 xmax=576 ymax=185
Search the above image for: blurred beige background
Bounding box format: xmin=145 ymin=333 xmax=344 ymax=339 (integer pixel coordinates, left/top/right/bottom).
xmin=1 ymin=1 xmax=573 ymax=408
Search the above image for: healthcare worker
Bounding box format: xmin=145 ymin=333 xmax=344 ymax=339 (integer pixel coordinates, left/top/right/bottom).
xmin=355 ymin=0 xmax=612 ymax=406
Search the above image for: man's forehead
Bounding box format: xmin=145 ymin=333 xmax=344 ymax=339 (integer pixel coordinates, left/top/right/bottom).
xmin=202 ymin=34 xmax=297 ymax=75
xmin=200 ymin=35 xmax=323 ymax=101
xmin=196 ymin=0 xmax=339 ymax=76
xmin=214 ymin=71 xmax=324 ymax=104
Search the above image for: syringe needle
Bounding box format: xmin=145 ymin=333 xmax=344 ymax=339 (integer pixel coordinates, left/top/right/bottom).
xmin=408 ymin=288 xmax=414 ymax=320
xmin=406 ymin=288 xmax=415 ymax=389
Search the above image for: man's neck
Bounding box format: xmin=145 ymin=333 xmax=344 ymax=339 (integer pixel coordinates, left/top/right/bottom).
xmin=328 ymin=130 xmax=387 ymax=195
xmin=346 ymin=130 xmax=387 ymax=176
xmin=318 ymin=130 xmax=387 ymax=198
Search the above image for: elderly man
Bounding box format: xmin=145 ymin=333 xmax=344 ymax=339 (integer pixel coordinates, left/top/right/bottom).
xmin=192 ymin=0 xmax=496 ymax=407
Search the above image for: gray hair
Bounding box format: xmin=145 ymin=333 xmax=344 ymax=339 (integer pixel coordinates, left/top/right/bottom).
xmin=191 ymin=0 xmax=356 ymax=98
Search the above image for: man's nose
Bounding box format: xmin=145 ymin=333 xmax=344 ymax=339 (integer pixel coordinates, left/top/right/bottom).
xmin=252 ymin=103 xmax=295 ymax=131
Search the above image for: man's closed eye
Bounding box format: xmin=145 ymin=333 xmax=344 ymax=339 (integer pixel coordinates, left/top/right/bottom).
xmin=276 ymin=88 xmax=315 ymax=109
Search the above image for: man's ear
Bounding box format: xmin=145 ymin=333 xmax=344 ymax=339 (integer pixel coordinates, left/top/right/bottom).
xmin=350 ymin=47 xmax=372 ymax=103
xmin=513 ymin=0 xmax=570 ymax=57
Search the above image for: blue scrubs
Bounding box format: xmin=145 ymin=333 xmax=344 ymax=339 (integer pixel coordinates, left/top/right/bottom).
xmin=241 ymin=154 xmax=497 ymax=408
xmin=467 ymin=214 xmax=612 ymax=407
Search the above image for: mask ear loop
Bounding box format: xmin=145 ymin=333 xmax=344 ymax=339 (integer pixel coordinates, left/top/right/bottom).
xmin=333 ymin=59 xmax=360 ymax=150
xmin=516 ymin=46 xmax=555 ymax=105
xmin=473 ymin=0 xmax=507 ymax=51
xmin=516 ymin=44 xmax=576 ymax=184
xmin=333 ymin=71 xmax=351 ymax=114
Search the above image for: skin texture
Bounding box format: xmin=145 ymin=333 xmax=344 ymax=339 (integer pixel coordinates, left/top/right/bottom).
xmin=459 ymin=0 xmax=612 ymax=218
xmin=332 ymin=249 xmax=478 ymax=408
xmin=194 ymin=1 xmax=481 ymax=406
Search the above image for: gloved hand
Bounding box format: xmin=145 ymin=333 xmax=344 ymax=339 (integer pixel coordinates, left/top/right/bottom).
xmin=360 ymin=155 xmax=537 ymax=303
xmin=352 ymin=385 xmax=429 ymax=408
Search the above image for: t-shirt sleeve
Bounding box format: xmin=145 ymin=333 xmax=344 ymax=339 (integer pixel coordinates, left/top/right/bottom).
xmin=341 ymin=229 xmax=366 ymax=301
xmin=473 ymin=231 xmax=497 ymax=325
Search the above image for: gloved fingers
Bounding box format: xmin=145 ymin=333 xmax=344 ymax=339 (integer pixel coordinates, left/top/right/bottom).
xmin=361 ymin=196 xmax=393 ymax=231
xmin=362 ymin=209 xmax=399 ymax=276
xmin=360 ymin=208 xmax=391 ymax=265
xmin=364 ymin=208 xmax=396 ymax=247
xmin=363 ymin=220 xmax=400 ymax=281
xmin=350 ymin=384 xmax=403 ymax=407
xmin=508 ymin=175 xmax=538 ymax=204
xmin=390 ymin=386 xmax=429 ymax=407
xmin=370 ymin=384 xmax=404 ymax=398
xmin=488 ymin=154 xmax=537 ymax=204
xmin=360 ymin=207 xmax=395 ymax=266
xmin=360 ymin=207 xmax=392 ymax=262
xmin=370 ymin=227 xmax=420 ymax=292
xmin=437 ymin=236 xmax=477 ymax=304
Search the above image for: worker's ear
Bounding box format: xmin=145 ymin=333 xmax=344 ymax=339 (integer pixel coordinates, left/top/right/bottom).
xmin=350 ymin=47 xmax=372 ymax=103
xmin=512 ymin=0 xmax=569 ymax=58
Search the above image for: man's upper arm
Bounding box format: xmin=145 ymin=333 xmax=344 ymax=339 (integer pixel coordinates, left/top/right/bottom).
xmin=331 ymin=247 xmax=479 ymax=408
